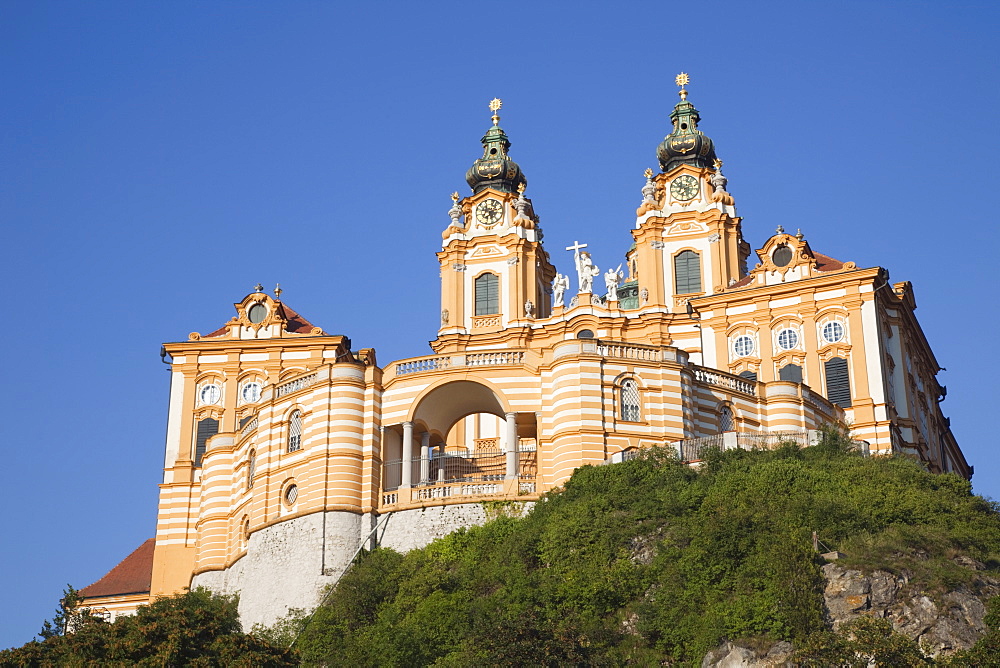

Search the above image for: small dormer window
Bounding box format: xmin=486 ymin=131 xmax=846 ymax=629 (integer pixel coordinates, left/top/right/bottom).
xmin=772 ymin=245 xmax=793 ymax=267
xmin=248 ymin=303 xmax=267 ymax=324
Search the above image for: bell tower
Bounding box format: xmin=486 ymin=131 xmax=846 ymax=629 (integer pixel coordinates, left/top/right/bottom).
xmin=434 ymin=99 xmax=555 ymax=352
xmin=632 ymin=74 xmax=750 ymax=313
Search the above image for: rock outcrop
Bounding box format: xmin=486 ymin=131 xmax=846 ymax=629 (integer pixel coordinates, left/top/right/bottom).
xmin=700 ymin=560 xmax=999 ymax=666
xmin=822 ymin=561 xmax=999 ymax=657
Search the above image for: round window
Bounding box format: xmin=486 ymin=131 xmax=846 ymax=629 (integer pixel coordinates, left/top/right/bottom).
xmin=241 ymin=382 xmax=262 ymax=403
xmin=200 ymin=384 xmax=221 ymax=405
xmin=284 ymin=484 xmax=298 ymax=506
xmin=248 ymin=303 xmax=267 ymax=324
xmin=772 ymin=245 xmax=793 ymax=267
xmin=733 ymin=335 xmax=755 ymax=358
xmin=777 ymin=328 xmax=799 ymax=351
xmin=822 ymin=321 xmax=845 ymax=343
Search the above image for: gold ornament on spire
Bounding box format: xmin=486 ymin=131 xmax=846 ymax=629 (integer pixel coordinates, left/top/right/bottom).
xmin=675 ymin=72 xmax=689 ymax=100
xmin=489 ymin=98 xmax=502 ymax=125
xmin=644 ymin=167 xmax=654 ymax=179
xmin=517 ymin=182 xmax=526 ymax=194
xmin=713 ymin=158 xmax=723 ymax=170
xmin=451 ymin=191 xmax=460 ymax=202
xmin=274 ymin=283 xmax=282 ymax=299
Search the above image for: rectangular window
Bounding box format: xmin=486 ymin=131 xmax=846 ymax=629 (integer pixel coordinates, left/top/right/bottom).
xmin=194 ymin=417 xmax=219 ymax=466
xmin=825 ymin=357 xmax=852 ymax=407
xmin=475 ymin=273 xmax=499 ymax=315
xmin=779 ymin=364 xmax=803 ymax=383
xmin=674 ymin=251 xmax=702 ymax=294
xmin=620 ymin=380 xmax=641 ymax=421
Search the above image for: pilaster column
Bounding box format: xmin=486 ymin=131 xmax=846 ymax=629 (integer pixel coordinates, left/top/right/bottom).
xmin=401 ymin=421 xmax=413 ymax=489
xmin=419 ymin=432 xmax=431 ymax=485
xmin=505 ymin=412 xmax=518 ymax=479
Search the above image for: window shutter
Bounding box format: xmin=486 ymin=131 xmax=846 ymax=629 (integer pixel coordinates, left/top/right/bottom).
xmin=825 ymin=357 xmax=852 ymax=407
xmin=779 ymin=364 xmax=803 ymax=383
xmin=674 ymin=251 xmax=702 ymax=294
xmin=194 ymin=417 xmax=219 ymax=466
xmin=475 ymin=274 xmax=499 ymax=315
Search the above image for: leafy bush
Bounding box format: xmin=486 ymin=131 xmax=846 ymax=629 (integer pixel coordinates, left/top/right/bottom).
xmin=0 ymin=588 xmax=296 ymax=666
xmin=287 ymin=435 xmax=1000 ymax=664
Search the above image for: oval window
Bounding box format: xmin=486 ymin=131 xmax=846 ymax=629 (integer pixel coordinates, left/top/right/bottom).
xmin=772 ymin=245 xmax=793 ymax=267
xmin=777 ymin=328 xmax=799 ymax=351
xmin=733 ymin=335 xmax=755 ymax=358
xmin=284 ymin=484 xmax=298 ymax=506
xmin=822 ymin=321 xmax=845 ymax=343
xmin=248 ymin=303 xmax=267 ymax=324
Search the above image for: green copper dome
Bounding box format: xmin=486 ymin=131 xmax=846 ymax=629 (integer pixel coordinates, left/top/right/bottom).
xmin=465 ymin=122 xmax=527 ymax=195
xmin=656 ymin=97 xmax=717 ymax=174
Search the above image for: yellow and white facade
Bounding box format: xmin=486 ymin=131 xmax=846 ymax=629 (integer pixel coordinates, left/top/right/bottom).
xmin=122 ymin=90 xmax=972 ymax=627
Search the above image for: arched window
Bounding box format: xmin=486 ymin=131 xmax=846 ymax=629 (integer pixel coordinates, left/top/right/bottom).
xmin=475 ymin=273 xmax=499 ymax=315
xmin=738 ymin=370 xmax=758 ymax=382
xmin=825 ymin=357 xmax=852 ymax=407
xmin=620 ymin=379 xmax=640 ymax=421
xmin=247 ymin=450 xmax=256 ymax=489
xmin=779 ymin=364 xmax=803 ymax=383
xmin=194 ymin=417 xmax=219 ymax=466
xmin=287 ymin=410 xmax=303 ymax=453
xmin=674 ymin=250 xmax=702 ymax=294
xmin=719 ymin=405 xmax=735 ymax=432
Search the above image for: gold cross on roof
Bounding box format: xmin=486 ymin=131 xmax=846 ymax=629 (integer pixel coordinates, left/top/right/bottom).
xmin=675 ymin=72 xmax=689 ymax=100
xmin=489 ymin=98 xmax=502 ymax=125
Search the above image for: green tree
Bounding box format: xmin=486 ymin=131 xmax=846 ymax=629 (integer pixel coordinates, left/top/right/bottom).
xmin=0 ymin=588 xmax=296 ymax=667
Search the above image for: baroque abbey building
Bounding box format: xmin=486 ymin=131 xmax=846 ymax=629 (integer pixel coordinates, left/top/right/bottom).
xmin=79 ymin=81 xmax=971 ymax=628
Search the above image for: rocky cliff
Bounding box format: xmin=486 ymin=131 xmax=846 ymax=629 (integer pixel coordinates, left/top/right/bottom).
xmin=702 ymin=559 xmax=1000 ymax=666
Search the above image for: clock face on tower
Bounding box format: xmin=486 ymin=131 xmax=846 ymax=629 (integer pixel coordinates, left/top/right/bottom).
xmin=670 ymin=175 xmax=699 ymax=201
xmin=476 ymin=199 xmax=503 ymax=226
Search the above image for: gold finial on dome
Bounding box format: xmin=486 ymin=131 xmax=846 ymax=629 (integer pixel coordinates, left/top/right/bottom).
xmin=713 ymin=158 xmax=723 ymax=170
xmin=274 ymin=283 xmax=282 ymax=299
xmin=517 ymin=182 xmax=526 ymax=194
xmin=675 ymin=72 xmax=690 ymax=100
xmin=644 ymin=167 xmax=654 ymax=178
xmin=451 ymin=191 xmax=460 ymax=201
xmin=489 ymin=98 xmax=502 ymax=125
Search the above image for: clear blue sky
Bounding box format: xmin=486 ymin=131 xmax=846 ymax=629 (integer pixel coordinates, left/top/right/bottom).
xmin=2 ymin=0 xmax=998 ymax=650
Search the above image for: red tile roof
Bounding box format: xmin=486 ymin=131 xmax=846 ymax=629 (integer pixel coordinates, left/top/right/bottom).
xmin=728 ymin=250 xmax=847 ymax=290
xmin=204 ymin=302 xmax=327 ymax=338
xmin=79 ymin=538 xmax=154 ymax=599
xmin=812 ymin=252 xmax=845 ymax=271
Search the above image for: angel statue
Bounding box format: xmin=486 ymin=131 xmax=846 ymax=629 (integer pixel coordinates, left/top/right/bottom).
xmin=604 ymin=264 xmax=624 ymax=301
xmin=552 ymin=273 xmax=570 ymax=308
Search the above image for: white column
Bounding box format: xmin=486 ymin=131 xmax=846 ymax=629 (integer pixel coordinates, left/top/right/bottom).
xmin=505 ymin=412 xmax=518 ymax=479
xmin=401 ymin=421 xmax=413 ymax=489
xmin=420 ymin=432 xmax=431 ymax=485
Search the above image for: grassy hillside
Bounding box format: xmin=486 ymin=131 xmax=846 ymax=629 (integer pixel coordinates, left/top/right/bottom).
xmin=285 ymin=431 xmax=1000 ymax=666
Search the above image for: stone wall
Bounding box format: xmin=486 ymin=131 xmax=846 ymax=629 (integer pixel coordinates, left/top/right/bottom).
xmin=190 ymin=502 xmax=526 ymax=630
xmin=377 ymin=503 xmax=491 ymax=553
xmin=192 ymin=511 xmax=365 ymax=630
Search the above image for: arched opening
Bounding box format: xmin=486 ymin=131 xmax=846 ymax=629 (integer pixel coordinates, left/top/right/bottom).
xmin=382 ymin=381 xmax=537 ymax=495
